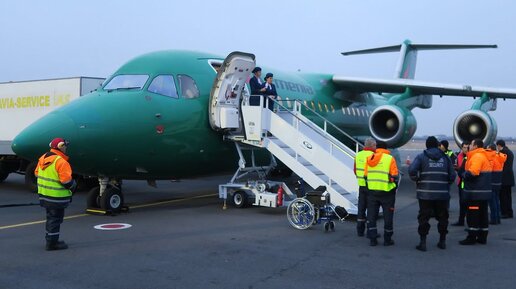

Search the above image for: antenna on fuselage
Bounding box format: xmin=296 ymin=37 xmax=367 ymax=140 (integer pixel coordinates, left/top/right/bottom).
xmin=341 ymin=40 xmax=497 ymax=79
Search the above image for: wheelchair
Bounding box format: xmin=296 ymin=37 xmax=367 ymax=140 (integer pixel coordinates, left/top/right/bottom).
xmin=287 ymin=186 xmax=349 ymax=231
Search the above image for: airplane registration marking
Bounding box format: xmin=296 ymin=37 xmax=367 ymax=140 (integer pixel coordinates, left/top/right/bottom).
xmin=0 ymin=194 xmax=217 ymax=230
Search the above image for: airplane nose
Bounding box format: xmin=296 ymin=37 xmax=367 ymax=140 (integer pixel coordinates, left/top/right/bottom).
xmin=12 ymin=111 xmax=78 ymax=161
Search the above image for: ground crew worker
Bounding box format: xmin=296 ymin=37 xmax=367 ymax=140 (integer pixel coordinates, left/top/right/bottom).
xmin=496 ymin=139 xmax=514 ymax=219
xmin=459 ymin=139 xmax=492 ymax=245
xmin=409 ymin=136 xmax=456 ymax=251
xmin=35 ymin=138 xmax=76 ymax=250
xmin=439 ymin=140 xmax=457 ymax=166
xmin=452 ymin=141 xmax=469 ymax=226
xmin=486 ymin=144 xmax=507 ymax=225
xmin=364 ymin=140 xmax=398 ymax=246
xmin=353 ymin=137 xmax=376 ymax=237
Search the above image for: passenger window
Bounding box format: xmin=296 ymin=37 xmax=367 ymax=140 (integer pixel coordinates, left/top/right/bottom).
xmin=178 ymin=74 xmax=200 ymax=99
xmin=148 ymin=75 xmax=178 ymax=98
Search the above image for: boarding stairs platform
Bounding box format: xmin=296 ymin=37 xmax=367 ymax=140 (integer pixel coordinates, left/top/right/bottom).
xmin=208 ymin=51 xmax=362 ymax=214
xmin=231 ymin=96 xmax=361 ymax=214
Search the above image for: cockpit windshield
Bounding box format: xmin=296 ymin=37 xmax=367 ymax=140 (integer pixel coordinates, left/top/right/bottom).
xmin=103 ymin=75 xmax=149 ymax=91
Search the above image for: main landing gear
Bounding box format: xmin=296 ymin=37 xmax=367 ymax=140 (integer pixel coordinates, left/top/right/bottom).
xmin=86 ymin=177 xmax=128 ymax=215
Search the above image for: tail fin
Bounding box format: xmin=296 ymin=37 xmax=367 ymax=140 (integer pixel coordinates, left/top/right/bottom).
xmin=341 ymin=40 xmax=497 ymax=79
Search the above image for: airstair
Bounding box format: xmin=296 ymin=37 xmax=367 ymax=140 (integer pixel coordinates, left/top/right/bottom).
xmin=209 ymin=52 xmax=362 ymax=214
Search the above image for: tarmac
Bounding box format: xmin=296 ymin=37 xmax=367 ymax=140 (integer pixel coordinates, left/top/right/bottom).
xmin=1 ymin=150 xmax=516 ymax=289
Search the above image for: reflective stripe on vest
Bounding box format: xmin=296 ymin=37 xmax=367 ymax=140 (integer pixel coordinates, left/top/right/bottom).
xmin=37 ymin=156 xmax=71 ymax=199
xmin=355 ymin=150 xmax=374 ymax=187
xmin=367 ymin=154 xmax=396 ymax=192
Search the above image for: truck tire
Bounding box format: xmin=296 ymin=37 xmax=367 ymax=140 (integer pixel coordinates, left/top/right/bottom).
xmin=0 ymin=169 xmax=8 ymax=182
xmin=25 ymin=161 xmax=38 ymax=193
xmin=231 ymin=190 xmax=248 ymax=208
xmin=0 ymin=162 xmax=11 ymax=182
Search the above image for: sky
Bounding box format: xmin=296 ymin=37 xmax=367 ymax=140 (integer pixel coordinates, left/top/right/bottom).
xmin=1 ymin=0 xmax=515 ymax=137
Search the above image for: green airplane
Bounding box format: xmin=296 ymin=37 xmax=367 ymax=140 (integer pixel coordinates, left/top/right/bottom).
xmin=11 ymin=40 xmax=516 ymax=212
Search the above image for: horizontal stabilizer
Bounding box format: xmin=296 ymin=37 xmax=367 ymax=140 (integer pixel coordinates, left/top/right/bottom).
xmin=341 ymin=44 xmax=497 ymax=56
xmin=341 ymin=41 xmax=498 ymax=79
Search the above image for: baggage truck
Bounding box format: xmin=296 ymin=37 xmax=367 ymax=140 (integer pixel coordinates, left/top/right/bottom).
xmin=0 ymin=77 xmax=104 ymax=189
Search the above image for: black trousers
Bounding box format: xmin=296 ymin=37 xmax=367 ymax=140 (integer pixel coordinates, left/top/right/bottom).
xmin=500 ymin=185 xmax=513 ymax=217
xmin=417 ymin=199 xmax=449 ymax=236
xmin=457 ymin=186 xmax=467 ymax=223
xmin=45 ymin=208 xmax=65 ymax=243
xmin=466 ymin=200 xmax=489 ymax=239
xmin=40 ymin=199 xmax=68 ymax=243
xmin=356 ymin=187 xmax=368 ymax=234
xmin=366 ymin=190 xmax=396 ymax=240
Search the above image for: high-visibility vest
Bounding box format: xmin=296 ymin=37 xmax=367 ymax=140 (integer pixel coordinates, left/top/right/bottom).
xmin=366 ymin=154 xmax=396 ymax=192
xmin=355 ymin=150 xmax=374 ymax=187
xmin=445 ymin=150 xmax=454 ymax=158
xmin=37 ymin=156 xmax=72 ymax=200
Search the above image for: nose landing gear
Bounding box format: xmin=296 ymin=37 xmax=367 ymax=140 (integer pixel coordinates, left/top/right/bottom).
xmin=86 ymin=177 xmax=128 ymax=215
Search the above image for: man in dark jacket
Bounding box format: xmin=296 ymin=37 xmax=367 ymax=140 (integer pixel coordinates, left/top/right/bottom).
xmin=409 ymin=136 xmax=456 ymax=251
xmin=496 ymin=139 xmax=514 ymax=218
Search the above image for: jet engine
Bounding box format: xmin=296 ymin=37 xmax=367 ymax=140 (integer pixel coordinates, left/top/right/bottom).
xmin=369 ymin=105 xmax=417 ymax=148
xmin=453 ymin=110 xmax=497 ymax=146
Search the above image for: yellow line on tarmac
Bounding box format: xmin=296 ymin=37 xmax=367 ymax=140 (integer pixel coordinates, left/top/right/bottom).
xmin=0 ymin=193 xmax=218 ymax=230
xmin=0 ymin=213 xmax=89 ymax=230
xmin=129 ymin=193 xmax=217 ymax=209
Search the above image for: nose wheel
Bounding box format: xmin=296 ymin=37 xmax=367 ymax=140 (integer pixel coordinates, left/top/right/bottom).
xmin=86 ymin=178 xmax=127 ymax=215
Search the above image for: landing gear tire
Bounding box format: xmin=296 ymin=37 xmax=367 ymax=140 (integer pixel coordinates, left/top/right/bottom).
xmin=87 ymin=186 xmax=101 ymax=208
xmin=24 ymin=161 xmax=38 ymax=193
xmin=100 ymin=186 xmax=124 ymax=213
xmin=232 ymin=191 xmax=248 ymax=208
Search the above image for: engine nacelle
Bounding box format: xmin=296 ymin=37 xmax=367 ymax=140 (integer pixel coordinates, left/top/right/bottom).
xmin=453 ymin=110 xmax=497 ymax=147
xmin=369 ymin=105 xmax=417 ymax=148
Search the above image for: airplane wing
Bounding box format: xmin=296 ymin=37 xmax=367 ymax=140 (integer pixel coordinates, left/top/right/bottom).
xmin=332 ymin=76 xmax=516 ymax=99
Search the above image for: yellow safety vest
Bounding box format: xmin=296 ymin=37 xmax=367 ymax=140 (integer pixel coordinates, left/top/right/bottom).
xmin=366 ymin=154 xmax=396 ymax=192
xmin=37 ymin=156 xmax=72 ymax=199
xmin=355 ymin=150 xmax=374 ymax=187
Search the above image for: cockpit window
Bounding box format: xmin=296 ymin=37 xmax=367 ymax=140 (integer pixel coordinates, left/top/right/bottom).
xmin=148 ymin=75 xmax=178 ymax=98
xmin=177 ymin=74 xmax=200 ymax=99
xmin=103 ymin=75 xmax=149 ymax=90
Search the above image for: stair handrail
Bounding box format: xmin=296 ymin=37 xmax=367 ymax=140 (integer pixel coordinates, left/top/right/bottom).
xmin=263 ymin=95 xmax=364 ymax=155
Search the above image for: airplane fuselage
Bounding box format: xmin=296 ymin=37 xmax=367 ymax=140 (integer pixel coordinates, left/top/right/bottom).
xmin=12 ymin=50 xmax=382 ymax=180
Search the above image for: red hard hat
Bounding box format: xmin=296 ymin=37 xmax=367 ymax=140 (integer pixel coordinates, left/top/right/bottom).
xmin=49 ymin=138 xmax=69 ymax=149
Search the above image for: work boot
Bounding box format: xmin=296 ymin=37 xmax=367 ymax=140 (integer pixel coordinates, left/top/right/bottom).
xmin=437 ymin=234 xmax=446 ymax=249
xmin=369 ymin=238 xmax=378 ymax=246
xmin=416 ymin=236 xmax=427 ymax=252
xmin=357 ymin=223 xmax=365 ymax=237
xmin=459 ymin=235 xmax=476 ymax=245
xmin=477 ymin=231 xmax=488 ymax=245
xmin=384 ymin=236 xmax=395 ymax=246
xmin=46 ymin=240 xmax=68 ymax=251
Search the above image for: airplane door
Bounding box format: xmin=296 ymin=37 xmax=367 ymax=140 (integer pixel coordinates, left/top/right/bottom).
xmin=209 ymin=51 xmax=255 ymax=133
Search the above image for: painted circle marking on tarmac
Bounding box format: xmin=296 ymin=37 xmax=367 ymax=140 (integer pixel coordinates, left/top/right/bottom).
xmin=94 ymin=223 xmax=132 ymax=230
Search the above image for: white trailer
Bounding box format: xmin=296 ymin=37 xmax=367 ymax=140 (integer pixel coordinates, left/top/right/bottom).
xmin=0 ymin=77 xmax=104 ymax=186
